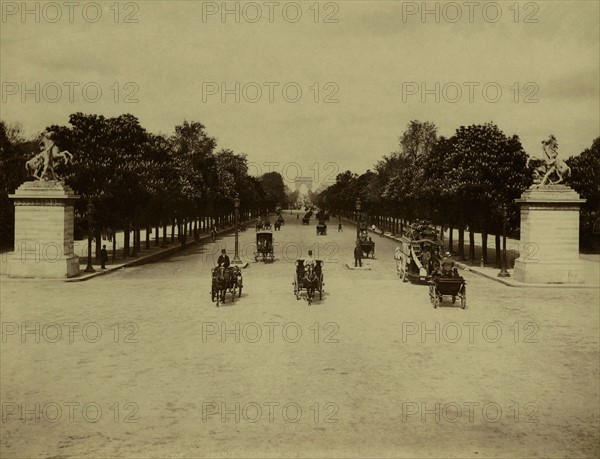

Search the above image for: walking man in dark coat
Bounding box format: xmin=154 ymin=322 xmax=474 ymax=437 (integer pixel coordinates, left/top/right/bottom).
xmin=354 ymin=241 xmax=363 ymax=267
xmin=100 ymin=244 xmax=108 ymax=269
xmin=217 ymin=249 xmax=230 ymax=269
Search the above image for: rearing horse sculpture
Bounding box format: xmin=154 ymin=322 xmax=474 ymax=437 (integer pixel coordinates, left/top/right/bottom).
xmin=25 ymin=130 xmax=73 ymax=181
xmin=529 ymin=135 xmax=571 ymax=186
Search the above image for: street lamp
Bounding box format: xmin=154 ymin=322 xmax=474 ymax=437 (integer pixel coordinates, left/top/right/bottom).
xmin=232 ymin=196 xmax=242 ymax=265
xmin=356 ymin=198 xmax=362 ymax=242
xmin=84 ymin=200 xmax=95 ymax=273
xmin=498 ymin=203 xmax=511 ymax=278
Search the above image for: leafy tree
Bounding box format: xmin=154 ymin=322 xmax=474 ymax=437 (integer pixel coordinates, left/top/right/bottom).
xmin=566 ymin=137 xmax=600 ymax=251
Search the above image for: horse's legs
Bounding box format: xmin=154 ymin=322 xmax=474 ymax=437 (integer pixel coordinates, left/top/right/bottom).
xmin=540 ymin=166 xmax=556 ymax=186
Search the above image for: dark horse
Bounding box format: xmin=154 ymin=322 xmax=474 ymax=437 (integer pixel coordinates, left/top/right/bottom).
xmin=211 ymin=266 xmax=229 ymax=306
xmin=274 ymin=221 xmax=281 ymax=231
xmin=302 ymin=263 xmax=320 ymax=305
xmin=227 ymin=266 xmax=243 ymax=299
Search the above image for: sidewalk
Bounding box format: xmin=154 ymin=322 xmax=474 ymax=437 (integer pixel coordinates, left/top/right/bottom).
xmin=1 ymin=220 xmax=256 ymax=283
xmin=337 ymin=216 xmax=599 ymax=289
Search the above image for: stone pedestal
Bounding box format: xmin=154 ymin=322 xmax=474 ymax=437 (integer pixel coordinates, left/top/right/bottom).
xmin=513 ymin=185 xmax=585 ymax=284
xmin=8 ymin=181 xmax=80 ymax=279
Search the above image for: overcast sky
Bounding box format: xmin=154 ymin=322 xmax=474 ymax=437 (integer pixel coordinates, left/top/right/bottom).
xmin=2 ymin=1 xmax=598 ymax=185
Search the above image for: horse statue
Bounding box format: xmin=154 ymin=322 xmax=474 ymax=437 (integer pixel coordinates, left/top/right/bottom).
xmin=25 ymin=130 xmax=73 ymax=181
xmin=211 ymin=265 xmax=230 ymax=306
xmin=528 ymin=135 xmax=571 ymax=186
xmin=302 ymin=263 xmax=319 ymax=305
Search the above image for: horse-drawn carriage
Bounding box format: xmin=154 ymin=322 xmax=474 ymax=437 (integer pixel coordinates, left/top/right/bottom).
xmin=293 ymin=259 xmax=324 ymax=305
xmin=255 ymin=218 xmax=271 ymax=231
xmin=211 ymin=265 xmax=243 ymax=307
xmin=274 ymin=215 xmax=285 ymax=231
xmin=395 ymin=222 xmax=443 ymax=283
xmin=254 ymin=230 xmax=275 ymax=262
xmin=428 ymin=258 xmax=466 ymax=309
xmin=358 ymin=223 xmax=375 ymax=258
xmin=316 ymin=219 xmax=327 ymax=235
xmin=302 ymin=213 xmax=311 ymax=225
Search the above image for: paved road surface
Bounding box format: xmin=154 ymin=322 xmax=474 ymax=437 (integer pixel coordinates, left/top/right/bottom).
xmin=1 ymin=212 xmax=599 ymax=458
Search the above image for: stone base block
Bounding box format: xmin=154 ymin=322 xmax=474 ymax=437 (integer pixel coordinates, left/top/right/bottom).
xmin=513 ymin=259 xmax=585 ymax=284
xmin=8 ymin=255 xmax=80 ymax=279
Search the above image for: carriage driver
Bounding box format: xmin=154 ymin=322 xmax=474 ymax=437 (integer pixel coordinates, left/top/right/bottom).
xmin=217 ymin=249 xmax=230 ymax=269
xmin=304 ymin=250 xmax=316 ymax=268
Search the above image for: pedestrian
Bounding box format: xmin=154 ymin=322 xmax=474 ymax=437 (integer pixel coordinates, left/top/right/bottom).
xmin=100 ymin=244 xmax=108 ymax=269
xmin=354 ymin=241 xmax=363 ymax=267
xmin=338 ymin=222 xmax=343 ymax=232
xmin=217 ymin=249 xmax=230 ymax=269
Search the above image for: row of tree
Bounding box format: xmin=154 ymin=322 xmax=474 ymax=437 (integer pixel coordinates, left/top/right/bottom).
xmin=0 ymin=114 xmax=291 ymax=256
xmin=315 ymin=121 xmax=600 ymax=257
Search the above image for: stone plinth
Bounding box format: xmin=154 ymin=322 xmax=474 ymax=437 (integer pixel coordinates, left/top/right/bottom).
xmin=513 ymin=185 xmax=586 ymax=284
xmin=8 ymin=181 xmax=80 ymax=279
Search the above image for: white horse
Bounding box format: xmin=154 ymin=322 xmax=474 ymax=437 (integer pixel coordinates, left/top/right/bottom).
xmin=26 ymin=131 xmax=73 ymax=181
xmin=537 ymin=135 xmax=571 ymax=186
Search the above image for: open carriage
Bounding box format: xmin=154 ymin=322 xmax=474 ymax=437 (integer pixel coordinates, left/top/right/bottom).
xmin=358 ymin=223 xmax=375 ymax=258
xmin=211 ymin=265 xmax=243 ymax=307
xmin=428 ymin=259 xmax=466 ymax=309
xmin=395 ymin=222 xmax=443 ymax=283
xmin=293 ymin=259 xmax=324 ymax=305
xmin=254 ymin=230 xmax=275 ymax=262
xmin=316 ymin=219 xmax=327 ymax=235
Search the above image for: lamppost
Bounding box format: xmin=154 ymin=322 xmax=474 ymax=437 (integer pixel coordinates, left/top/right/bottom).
xmin=84 ymin=200 xmax=95 ymax=273
xmin=356 ymin=198 xmax=362 ymax=242
xmin=232 ymin=196 xmax=242 ymax=265
xmin=498 ymin=203 xmax=511 ymax=278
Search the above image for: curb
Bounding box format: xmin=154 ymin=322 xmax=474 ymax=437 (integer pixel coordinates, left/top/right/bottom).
xmin=336 ymin=216 xmax=599 ymax=289
xmin=65 ymin=220 xmax=258 ymax=282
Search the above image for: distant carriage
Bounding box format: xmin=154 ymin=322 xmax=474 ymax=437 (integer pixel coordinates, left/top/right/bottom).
xmin=293 ymin=259 xmax=324 ymax=305
xmin=316 ymin=219 xmax=327 ymax=236
xmin=302 ymin=213 xmax=311 ymax=225
xmin=255 ymin=230 xmax=275 ymax=262
xmin=358 ymin=223 xmax=375 ymax=258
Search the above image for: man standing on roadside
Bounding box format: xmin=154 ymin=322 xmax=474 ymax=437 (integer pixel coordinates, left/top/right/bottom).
xmin=100 ymin=245 xmax=108 ymax=269
xmin=354 ymin=241 xmax=362 ymax=267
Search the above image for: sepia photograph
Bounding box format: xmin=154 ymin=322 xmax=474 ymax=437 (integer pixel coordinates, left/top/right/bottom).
xmin=1 ymin=1 xmax=599 ymax=457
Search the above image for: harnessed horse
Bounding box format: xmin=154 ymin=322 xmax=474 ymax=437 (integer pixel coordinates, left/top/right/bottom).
xmin=226 ymin=266 xmax=243 ymax=299
xmin=302 ymin=263 xmax=320 ymax=305
xmin=211 ymin=265 xmax=230 ymax=306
